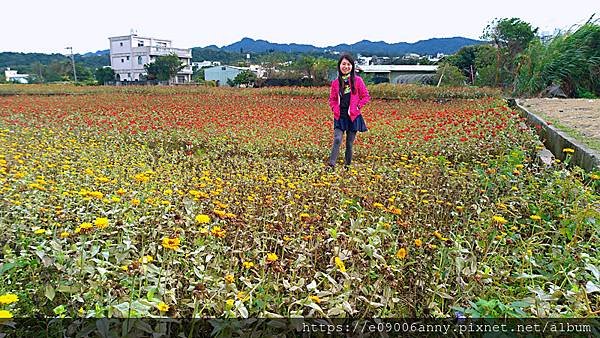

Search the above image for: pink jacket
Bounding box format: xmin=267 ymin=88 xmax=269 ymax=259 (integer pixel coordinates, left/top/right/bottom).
xmin=329 ymin=75 xmax=370 ymax=122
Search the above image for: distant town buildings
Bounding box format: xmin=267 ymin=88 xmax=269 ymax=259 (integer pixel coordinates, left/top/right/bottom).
xmin=108 ymin=34 xmax=192 ymax=83
xmin=192 ymin=61 xmax=221 ymax=69
xmin=4 ymin=68 xmax=29 ymax=83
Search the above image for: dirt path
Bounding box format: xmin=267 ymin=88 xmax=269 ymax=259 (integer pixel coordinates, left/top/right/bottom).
xmin=518 ymin=98 xmax=600 ymax=151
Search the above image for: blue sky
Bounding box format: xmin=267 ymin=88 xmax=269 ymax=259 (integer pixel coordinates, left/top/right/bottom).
xmin=2 ymin=0 xmax=597 ymax=53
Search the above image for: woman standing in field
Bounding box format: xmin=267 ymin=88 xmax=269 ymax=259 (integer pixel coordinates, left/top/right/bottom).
xmin=327 ymin=53 xmax=370 ymax=170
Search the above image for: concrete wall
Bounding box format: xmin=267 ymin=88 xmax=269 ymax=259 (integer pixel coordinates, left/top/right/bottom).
xmin=511 ymin=99 xmax=600 ymax=171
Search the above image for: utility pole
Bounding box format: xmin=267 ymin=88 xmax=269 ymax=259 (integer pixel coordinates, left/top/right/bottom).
xmin=65 ymin=46 xmax=77 ymax=82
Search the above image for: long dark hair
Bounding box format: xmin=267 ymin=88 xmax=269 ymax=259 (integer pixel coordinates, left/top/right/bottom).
xmin=337 ymin=53 xmax=356 ymax=95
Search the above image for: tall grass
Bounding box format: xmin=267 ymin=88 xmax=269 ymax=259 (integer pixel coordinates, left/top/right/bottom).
xmin=515 ymin=21 xmax=600 ymax=97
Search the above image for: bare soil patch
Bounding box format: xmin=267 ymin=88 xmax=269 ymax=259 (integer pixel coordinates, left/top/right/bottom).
xmin=518 ymin=98 xmax=600 ymax=151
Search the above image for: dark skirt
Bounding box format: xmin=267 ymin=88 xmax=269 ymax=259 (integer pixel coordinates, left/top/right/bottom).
xmin=334 ymin=110 xmax=368 ymax=132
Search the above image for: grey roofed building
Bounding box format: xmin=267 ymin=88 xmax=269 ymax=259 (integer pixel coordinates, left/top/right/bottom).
xmin=356 ymin=65 xmax=438 ymax=84
xmin=204 ymin=65 xmax=250 ymax=87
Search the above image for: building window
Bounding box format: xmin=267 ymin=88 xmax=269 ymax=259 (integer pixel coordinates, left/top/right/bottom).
xmin=128 ymin=73 xmax=131 ymax=78
xmin=221 ymin=67 xmax=226 ymax=71
xmin=126 ymin=56 xmax=130 ymax=61
xmin=121 ymin=59 xmax=124 ymax=63
xmin=137 ymin=56 xmax=143 ymax=65
xmin=138 ymin=41 xmax=144 ymax=47
xmin=120 ymin=42 xmax=123 ymax=47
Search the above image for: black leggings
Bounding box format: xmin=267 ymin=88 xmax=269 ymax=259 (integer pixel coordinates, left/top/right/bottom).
xmin=328 ymin=128 xmax=357 ymax=166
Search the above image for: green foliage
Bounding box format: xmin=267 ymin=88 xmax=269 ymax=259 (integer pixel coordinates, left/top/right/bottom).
xmin=481 ymin=18 xmax=540 ymax=88
xmin=514 ymin=21 xmax=600 ymax=97
xmin=144 ymin=54 xmax=185 ymax=82
xmin=94 ymin=67 xmax=115 ymax=84
xmin=434 ymin=63 xmax=466 ymax=86
xmin=482 ymin=18 xmax=539 ymax=55
xmin=231 ymin=70 xmax=257 ymax=86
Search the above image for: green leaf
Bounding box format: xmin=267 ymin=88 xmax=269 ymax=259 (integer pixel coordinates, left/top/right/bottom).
xmin=45 ymin=285 xmax=56 ymax=301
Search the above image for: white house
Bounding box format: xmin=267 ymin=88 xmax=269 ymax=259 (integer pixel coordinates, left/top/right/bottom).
xmin=108 ymin=33 xmax=192 ymax=83
xmin=4 ymin=68 xmax=29 ymax=83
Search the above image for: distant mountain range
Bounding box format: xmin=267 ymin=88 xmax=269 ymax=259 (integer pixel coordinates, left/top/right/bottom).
xmin=219 ymin=37 xmax=485 ymax=55
xmin=80 ymin=36 xmax=485 ymax=57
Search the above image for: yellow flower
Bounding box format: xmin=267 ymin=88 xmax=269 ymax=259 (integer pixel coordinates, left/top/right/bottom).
xmin=195 ymin=214 xmax=210 ymax=224
xmin=433 ymin=231 xmax=449 ymax=241
xmin=591 ymin=174 xmax=599 ymax=180
xmin=139 ymin=255 xmax=154 ymax=264
xmin=0 ymin=293 xmax=19 ymax=305
xmin=34 ymin=229 xmax=46 ymax=235
xmin=242 ymin=261 xmax=255 ymax=269
xmin=225 ymin=299 xmax=235 ymax=309
xmin=492 ymin=215 xmax=508 ymax=224
xmin=396 ymin=248 xmax=407 ymax=260
xmin=237 ymin=291 xmax=250 ymax=301
xmin=414 ymin=239 xmax=422 ymax=247
xmin=529 ymin=215 xmax=541 ymax=221
xmin=299 ymin=213 xmax=310 ymax=221
xmin=81 ymin=222 xmax=93 ymax=229
xmin=211 ymin=226 xmax=226 ymax=238
xmin=563 ymin=148 xmax=575 ymax=154
xmin=131 ymin=198 xmax=141 ymax=206
xmin=96 ymin=176 xmax=110 ymax=183
xmin=266 ymin=253 xmax=278 ymax=263
xmin=214 ymin=209 xmax=226 ymax=218
xmin=116 ymin=188 xmax=126 ymax=195
xmin=89 ymin=191 xmax=104 ymax=199
xmin=372 ymin=202 xmax=384 ymax=209
xmin=455 ymin=206 xmax=464 ymax=212
xmin=134 ymin=173 xmax=150 ymax=183
xmin=334 ymin=256 xmax=346 ymax=272
xmin=309 ymin=295 xmax=321 ymax=303
xmin=94 ymin=217 xmax=109 ymax=229
xmin=161 ymin=237 xmax=180 ymax=250
xmin=0 ymin=310 xmax=13 ymax=319
xmin=156 ymin=302 xmax=169 ymax=312
xmin=60 ymin=231 xmax=70 ymax=238
xmin=225 ymin=274 xmax=235 ymax=284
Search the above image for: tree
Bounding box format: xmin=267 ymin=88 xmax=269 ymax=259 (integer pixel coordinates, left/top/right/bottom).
xmin=144 ymin=53 xmax=184 ymax=82
xmin=434 ymin=63 xmax=466 ymax=86
xmin=482 ymin=18 xmax=539 ymax=87
xmin=483 ymin=18 xmax=538 ymax=54
xmin=192 ymin=68 xmax=205 ymax=83
xmin=95 ymin=67 xmax=115 ymax=84
xmin=231 ymin=70 xmax=257 ymax=87
xmin=30 ymin=62 xmax=45 ymax=82
xmin=295 ymin=55 xmax=316 ymax=79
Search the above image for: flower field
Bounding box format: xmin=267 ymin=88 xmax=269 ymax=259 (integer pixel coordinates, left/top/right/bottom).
xmin=0 ymin=85 xmax=598 ymax=320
